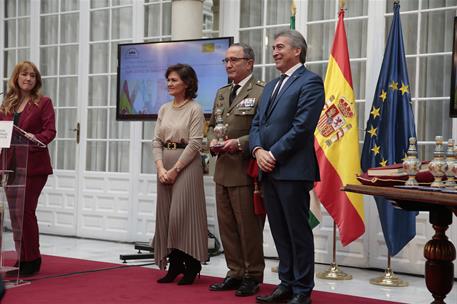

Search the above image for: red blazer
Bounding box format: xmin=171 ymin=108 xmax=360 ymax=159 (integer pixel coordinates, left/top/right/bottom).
xmin=0 ymin=96 xmax=56 ymax=176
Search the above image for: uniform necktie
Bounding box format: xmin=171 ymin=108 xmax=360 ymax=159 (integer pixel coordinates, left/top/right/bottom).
xmin=267 ymin=74 xmax=287 ymax=115
xmin=229 ymin=84 xmax=240 ymax=106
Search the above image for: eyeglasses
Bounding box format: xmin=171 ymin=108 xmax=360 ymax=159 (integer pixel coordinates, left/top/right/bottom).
xmin=221 ymin=57 xmax=250 ymax=64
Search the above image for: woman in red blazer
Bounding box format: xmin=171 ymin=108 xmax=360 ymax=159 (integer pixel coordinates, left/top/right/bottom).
xmin=0 ymin=61 xmax=56 ymax=276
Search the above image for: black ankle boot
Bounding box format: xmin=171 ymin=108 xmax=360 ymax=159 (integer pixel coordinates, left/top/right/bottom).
xmin=157 ymin=250 xmax=185 ymax=283
xmin=177 ymin=254 xmax=201 ymax=285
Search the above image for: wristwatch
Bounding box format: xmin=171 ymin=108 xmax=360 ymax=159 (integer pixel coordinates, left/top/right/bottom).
xmin=236 ymin=139 xmax=242 ymax=151
xmin=175 ymin=166 xmax=181 ymax=173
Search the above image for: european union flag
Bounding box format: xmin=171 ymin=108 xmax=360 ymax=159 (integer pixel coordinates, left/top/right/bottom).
xmin=360 ymin=2 xmax=416 ymax=257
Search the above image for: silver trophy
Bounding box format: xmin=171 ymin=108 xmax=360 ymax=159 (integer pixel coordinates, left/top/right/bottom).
xmin=403 ymin=137 xmax=421 ymax=187
xmin=212 ymin=108 xmax=227 ymax=153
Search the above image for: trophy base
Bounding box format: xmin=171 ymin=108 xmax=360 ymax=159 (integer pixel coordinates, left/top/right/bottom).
xmin=211 ymin=143 xmax=225 ymax=154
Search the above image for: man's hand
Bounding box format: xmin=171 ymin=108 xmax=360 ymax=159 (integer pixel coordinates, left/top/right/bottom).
xmin=255 ymin=148 xmax=276 ymax=172
xmin=210 ymin=138 xmax=239 ymax=154
xmin=209 ymin=139 xmax=222 ymax=154
xmin=222 ymin=139 xmax=239 ymax=153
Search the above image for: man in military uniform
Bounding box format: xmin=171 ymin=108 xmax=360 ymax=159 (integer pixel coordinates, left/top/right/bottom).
xmin=207 ymin=43 xmax=265 ymax=297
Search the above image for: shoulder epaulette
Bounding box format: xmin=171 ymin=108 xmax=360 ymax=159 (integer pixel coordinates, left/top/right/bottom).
xmin=255 ymin=80 xmax=265 ymax=87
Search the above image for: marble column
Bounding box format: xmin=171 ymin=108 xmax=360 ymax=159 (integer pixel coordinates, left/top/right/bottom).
xmin=171 ymin=0 xmax=203 ymax=39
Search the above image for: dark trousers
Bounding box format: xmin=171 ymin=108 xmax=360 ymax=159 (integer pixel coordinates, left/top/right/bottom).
xmin=7 ymin=175 xmax=48 ymax=262
xmin=215 ymin=183 xmax=265 ymax=281
xmin=262 ymin=175 xmax=314 ymax=295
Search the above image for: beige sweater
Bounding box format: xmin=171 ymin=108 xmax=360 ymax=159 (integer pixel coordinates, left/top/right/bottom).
xmin=152 ymin=100 xmax=204 ymax=167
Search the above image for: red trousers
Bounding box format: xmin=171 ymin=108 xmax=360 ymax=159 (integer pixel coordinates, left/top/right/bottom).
xmin=7 ymin=175 xmax=48 ymax=262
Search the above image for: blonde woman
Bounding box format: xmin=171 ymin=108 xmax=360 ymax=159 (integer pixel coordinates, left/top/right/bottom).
xmin=0 ymin=61 xmax=56 ymax=276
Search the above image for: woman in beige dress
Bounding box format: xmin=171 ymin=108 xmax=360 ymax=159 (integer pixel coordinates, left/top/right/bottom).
xmin=152 ymin=63 xmax=208 ymax=285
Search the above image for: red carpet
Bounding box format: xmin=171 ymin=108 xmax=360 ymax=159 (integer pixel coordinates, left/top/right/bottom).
xmin=3 ymin=255 xmax=401 ymax=304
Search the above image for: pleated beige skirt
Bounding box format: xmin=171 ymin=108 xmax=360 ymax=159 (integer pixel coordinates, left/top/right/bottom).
xmin=153 ymin=148 xmax=208 ymax=269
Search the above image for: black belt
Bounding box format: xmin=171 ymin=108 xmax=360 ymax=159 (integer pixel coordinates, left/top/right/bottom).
xmin=164 ymin=142 xmax=187 ymax=149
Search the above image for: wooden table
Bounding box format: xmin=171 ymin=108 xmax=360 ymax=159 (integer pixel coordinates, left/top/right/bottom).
xmin=343 ymin=184 xmax=457 ymax=304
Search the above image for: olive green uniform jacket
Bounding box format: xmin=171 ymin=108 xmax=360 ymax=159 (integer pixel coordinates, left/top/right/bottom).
xmin=207 ymin=77 xmax=264 ymax=187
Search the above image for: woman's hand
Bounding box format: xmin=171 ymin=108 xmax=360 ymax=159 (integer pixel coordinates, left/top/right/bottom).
xmin=158 ymin=167 xmax=169 ymax=184
xmin=165 ymin=167 xmax=178 ymax=184
xmin=24 ymin=132 xmax=36 ymax=141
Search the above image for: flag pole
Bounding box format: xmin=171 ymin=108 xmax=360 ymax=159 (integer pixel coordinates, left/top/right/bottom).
xmin=290 ymin=0 xmax=296 ymax=30
xmin=316 ymin=0 xmax=353 ymax=281
xmin=370 ymin=255 xmax=408 ymax=287
xmin=316 ymin=222 xmax=352 ymax=280
xmin=339 ymin=0 xmax=346 ymax=10
xmin=362 ymin=0 xmax=410 ymax=288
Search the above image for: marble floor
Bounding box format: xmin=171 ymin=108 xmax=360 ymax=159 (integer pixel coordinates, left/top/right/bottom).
xmin=12 ymin=234 xmax=457 ymax=304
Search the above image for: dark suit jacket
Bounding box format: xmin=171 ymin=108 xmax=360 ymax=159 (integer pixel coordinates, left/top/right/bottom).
xmin=249 ymin=66 xmax=324 ymax=181
xmin=208 ymin=77 xmax=264 ymax=187
xmin=0 ymin=96 xmax=56 ymax=176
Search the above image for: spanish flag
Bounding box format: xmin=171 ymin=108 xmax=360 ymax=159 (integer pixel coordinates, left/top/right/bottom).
xmin=314 ymin=8 xmax=365 ymax=246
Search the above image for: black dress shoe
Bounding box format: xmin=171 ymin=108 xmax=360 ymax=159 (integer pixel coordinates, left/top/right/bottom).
xmin=256 ymin=285 xmax=292 ymax=303
xmin=287 ymin=294 xmax=311 ymax=304
xmin=235 ymin=278 xmax=260 ymax=297
xmin=209 ymin=277 xmax=242 ymax=291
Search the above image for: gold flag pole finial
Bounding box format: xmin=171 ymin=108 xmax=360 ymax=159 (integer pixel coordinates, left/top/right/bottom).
xmin=339 ymin=0 xmax=346 ymax=10
xmin=290 ymin=0 xmax=296 ymax=30
xmin=290 ymin=0 xmax=296 ymax=16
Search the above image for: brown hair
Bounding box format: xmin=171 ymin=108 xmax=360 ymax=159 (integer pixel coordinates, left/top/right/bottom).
xmin=165 ymin=63 xmax=198 ymax=99
xmin=1 ymin=61 xmax=43 ymax=114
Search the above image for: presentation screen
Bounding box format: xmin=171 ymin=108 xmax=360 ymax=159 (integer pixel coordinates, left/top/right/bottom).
xmin=116 ymin=37 xmax=233 ymax=120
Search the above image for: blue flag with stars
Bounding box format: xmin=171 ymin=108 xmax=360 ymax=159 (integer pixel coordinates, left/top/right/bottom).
xmin=360 ymin=2 xmax=417 ymax=257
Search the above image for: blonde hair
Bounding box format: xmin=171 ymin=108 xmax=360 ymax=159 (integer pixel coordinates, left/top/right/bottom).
xmin=1 ymin=61 xmax=43 ymax=114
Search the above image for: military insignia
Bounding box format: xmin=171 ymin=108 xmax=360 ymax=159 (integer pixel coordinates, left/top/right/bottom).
xmin=238 ymin=98 xmax=256 ymax=108
xmin=317 ymin=95 xmax=354 ymax=147
xmin=218 ymin=94 xmax=224 ymax=100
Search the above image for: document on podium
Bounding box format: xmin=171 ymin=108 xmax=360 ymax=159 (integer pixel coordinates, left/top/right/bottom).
xmin=0 ymin=121 xmax=13 ymax=148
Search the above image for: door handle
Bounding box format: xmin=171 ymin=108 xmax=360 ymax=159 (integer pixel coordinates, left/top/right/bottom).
xmin=71 ymin=122 xmax=80 ymax=144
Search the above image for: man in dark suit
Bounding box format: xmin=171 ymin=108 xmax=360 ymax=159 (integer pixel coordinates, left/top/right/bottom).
xmin=207 ymin=43 xmax=265 ymax=297
xmin=249 ymin=30 xmax=325 ymax=304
